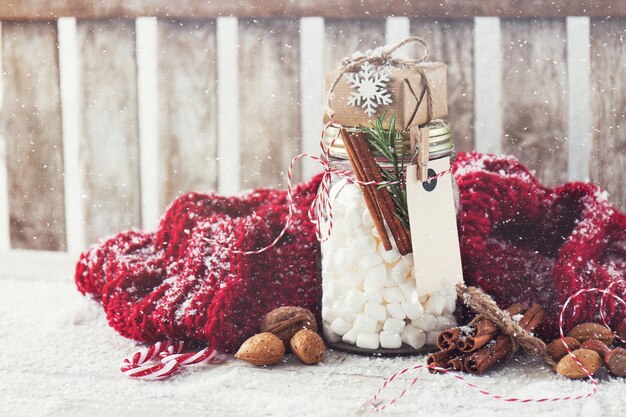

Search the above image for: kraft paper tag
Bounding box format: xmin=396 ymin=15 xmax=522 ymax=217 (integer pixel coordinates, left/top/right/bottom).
xmin=406 ymin=157 xmax=463 ymax=296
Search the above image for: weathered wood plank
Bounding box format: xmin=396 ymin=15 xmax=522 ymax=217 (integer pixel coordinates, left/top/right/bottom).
xmin=157 ymin=19 xmax=218 ymax=210
xmin=77 ymin=20 xmax=141 ymax=244
xmin=2 ymin=0 xmax=626 ymax=20
xmin=501 ymin=18 xmax=568 ymax=187
xmin=1 ymin=21 xmax=66 ymax=251
xmin=474 ymin=17 xmax=502 ymax=155
xmin=324 ymin=19 xmax=386 ymax=72
xmin=411 ymin=19 xmax=475 ymax=152
xmin=590 ymin=18 xmax=626 ymax=210
xmin=238 ymin=19 xmax=300 ymax=189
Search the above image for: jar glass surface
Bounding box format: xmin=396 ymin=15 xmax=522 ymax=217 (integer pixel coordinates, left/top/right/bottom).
xmin=320 ymin=127 xmax=460 ymax=354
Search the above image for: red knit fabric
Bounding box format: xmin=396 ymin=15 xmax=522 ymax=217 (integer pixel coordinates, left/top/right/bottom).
xmin=75 ymin=176 xmax=323 ymax=353
xmin=454 ymin=152 xmax=626 ymax=338
xmin=76 ymin=152 xmax=626 ymax=348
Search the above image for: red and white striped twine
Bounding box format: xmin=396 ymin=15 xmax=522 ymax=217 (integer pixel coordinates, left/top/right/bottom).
xmin=203 ymin=121 xmax=451 ymax=255
xmin=372 ymin=286 xmax=625 ymax=411
xmin=121 ymin=340 xmax=219 ymax=381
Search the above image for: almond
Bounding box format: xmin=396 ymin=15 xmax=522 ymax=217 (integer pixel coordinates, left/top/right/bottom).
xmin=235 ymin=332 xmax=285 ymax=366
xmin=580 ymin=339 xmax=610 ymax=360
xmin=605 ymin=348 xmax=626 ymax=377
xmin=546 ymin=337 xmax=581 ymax=362
xmin=290 ymin=329 xmax=325 ymax=365
xmin=566 ymin=322 xmax=615 ymax=346
xmin=556 ymin=348 xmax=602 ymax=379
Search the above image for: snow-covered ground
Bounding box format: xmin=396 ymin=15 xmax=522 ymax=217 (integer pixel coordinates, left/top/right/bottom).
xmin=1 ymin=256 xmax=624 ymax=417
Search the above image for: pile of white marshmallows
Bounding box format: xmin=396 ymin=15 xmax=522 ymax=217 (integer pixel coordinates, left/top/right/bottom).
xmin=321 ymin=180 xmax=457 ymax=350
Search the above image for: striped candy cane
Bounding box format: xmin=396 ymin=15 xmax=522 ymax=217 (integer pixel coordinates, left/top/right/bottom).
xmin=121 ymin=341 xmax=218 ymax=381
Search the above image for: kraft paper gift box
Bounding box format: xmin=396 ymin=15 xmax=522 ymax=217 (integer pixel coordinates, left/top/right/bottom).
xmin=324 ymin=61 xmax=448 ymax=130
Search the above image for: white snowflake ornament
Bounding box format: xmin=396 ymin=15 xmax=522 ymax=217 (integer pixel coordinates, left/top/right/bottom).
xmin=346 ymin=62 xmax=393 ymax=117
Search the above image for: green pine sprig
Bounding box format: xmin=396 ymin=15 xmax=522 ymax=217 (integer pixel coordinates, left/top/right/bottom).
xmin=358 ymin=114 xmax=410 ymax=230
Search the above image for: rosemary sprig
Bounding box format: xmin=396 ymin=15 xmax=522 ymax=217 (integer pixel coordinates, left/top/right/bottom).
xmin=358 ymin=115 xmax=410 ymax=230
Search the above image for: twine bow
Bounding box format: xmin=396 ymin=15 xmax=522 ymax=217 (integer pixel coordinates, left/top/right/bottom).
xmin=324 ymin=36 xmax=434 ymax=126
xmin=456 ymin=283 xmax=556 ymax=367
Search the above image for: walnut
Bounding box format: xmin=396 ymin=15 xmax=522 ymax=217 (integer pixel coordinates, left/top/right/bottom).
xmin=260 ymin=306 xmax=318 ymax=348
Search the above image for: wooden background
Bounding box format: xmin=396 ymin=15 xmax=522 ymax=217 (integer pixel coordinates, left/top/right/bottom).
xmin=0 ymin=0 xmax=624 ymax=255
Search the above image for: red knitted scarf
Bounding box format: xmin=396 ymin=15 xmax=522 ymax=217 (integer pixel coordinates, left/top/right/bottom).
xmin=75 ymin=152 xmax=626 ymax=351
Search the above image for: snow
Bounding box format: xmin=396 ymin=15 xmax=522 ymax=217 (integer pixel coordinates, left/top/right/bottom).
xmin=1 ymin=264 xmax=625 ymax=417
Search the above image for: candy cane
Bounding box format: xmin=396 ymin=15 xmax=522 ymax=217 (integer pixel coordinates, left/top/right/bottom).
xmin=121 ymin=341 xmax=218 ymax=381
xmin=372 ymin=286 xmax=626 ymax=411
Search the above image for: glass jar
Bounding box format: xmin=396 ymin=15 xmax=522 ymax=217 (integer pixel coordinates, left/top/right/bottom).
xmin=320 ymin=120 xmax=460 ymax=354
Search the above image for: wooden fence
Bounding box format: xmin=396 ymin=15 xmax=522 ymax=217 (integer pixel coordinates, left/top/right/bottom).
xmin=0 ymin=1 xmax=624 ymax=262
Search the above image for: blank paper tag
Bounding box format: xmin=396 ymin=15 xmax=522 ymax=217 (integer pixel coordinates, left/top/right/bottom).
xmin=406 ymin=157 xmax=463 ymax=296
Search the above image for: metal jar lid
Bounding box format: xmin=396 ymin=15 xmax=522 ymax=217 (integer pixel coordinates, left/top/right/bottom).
xmin=322 ymin=119 xmax=453 ymax=159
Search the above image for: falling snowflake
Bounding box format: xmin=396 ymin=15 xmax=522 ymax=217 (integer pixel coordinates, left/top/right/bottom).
xmin=346 ymin=62 xmax=393 ymax=117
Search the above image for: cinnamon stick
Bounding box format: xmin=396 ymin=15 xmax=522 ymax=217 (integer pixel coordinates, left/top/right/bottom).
xmin=350 ymin=133 xmax=412 ymax=255
xmin=437 ymin=327 xmax=462 ymax=351
xmin=427 ymin=349 xmax=462 ymax=373
xmin=341 ymin=131 xmax=392 ymax=251
xmin=448 ymin=355 xmax=469 ymax=372
xmin=465 ymin=336 xmax=512 ymax=374
xmin=464 ymin=304 xmax=545 ymax=375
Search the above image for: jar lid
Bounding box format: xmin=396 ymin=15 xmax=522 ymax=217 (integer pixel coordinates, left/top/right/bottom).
xmin=427 ymin=119 xmax=453 ymax=157
xmin=322 ymin=119 xmax=453 ymax=159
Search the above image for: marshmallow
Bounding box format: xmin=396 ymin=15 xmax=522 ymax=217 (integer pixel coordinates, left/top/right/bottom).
xmin=435 ymin=314 xmax=457 ymax=331
xmin=327 ymin=280 xmax=347 ymax=301
xmin=401 ymin=325 xmax=426 ymax=349
xmin=383 ymin=318 xmax=406 ymax=334
xmin=358 ymin=253 xmax=383 ymax=271
xmin=356 ymin=333 xmax=380 ymax=350
xmin=425 ymin=331 xmax=440 ymax=346
xmin=349 ymin=235 xmax=376 ymax=255
xmin=321 ymin=305 xmax=336 ymax=322
xmin=362 ymin=209 xmax=374 ymax=228
xmin=353 ymin=314 xmax=377 ymax=334
xmin=330 ymin=317 xmax=352 ymax=336
xmin=341 ymin=271 xmax=362 ymax=288
xmin=364 ymin=302 xmax=387 ymax=322
xmin=380 ymin=331 xmax=402 ymax=349
xmin=402 ymin=253 xmax=414 ymax=267
xmin=333 ymin=248 xmax=350 ymax=269
xmin=412 ymin=314 xmax=437 ymax=332
xmin=342 ymin=328 xmax=358 ymax=344
xmin=386 ymin=303 xmax=406 ymax=320
xmin=330 ymin=221 xmax=350 ymax=238
xmin=390 ymin=261 xmax=409 ymax=282
xmin=345 ymin=207 xmax=362 ymax=228
xmin=333 ymin=301 xmax=356 ymax=322
xmin=425 ymin=295 xmax=446 ymax=316
xmin=399 ymin=282 xmax=419 ymax=304
xmin=344 ymin=288 xmax=366 ymax=312
xmin=323 ymin=324 xmax=341 ymax=343
xmin=364 ymin=264 xmax=387 ymax=291
xmin=382 ymin=287 xmax=404 ymax=304
xmin=378 ymin=243 xmax=400 ymax=263
xmin=363 ymin=288 xmax=384 ymax=304
xmin=401 ymin=301 xmax=424 ymax=320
